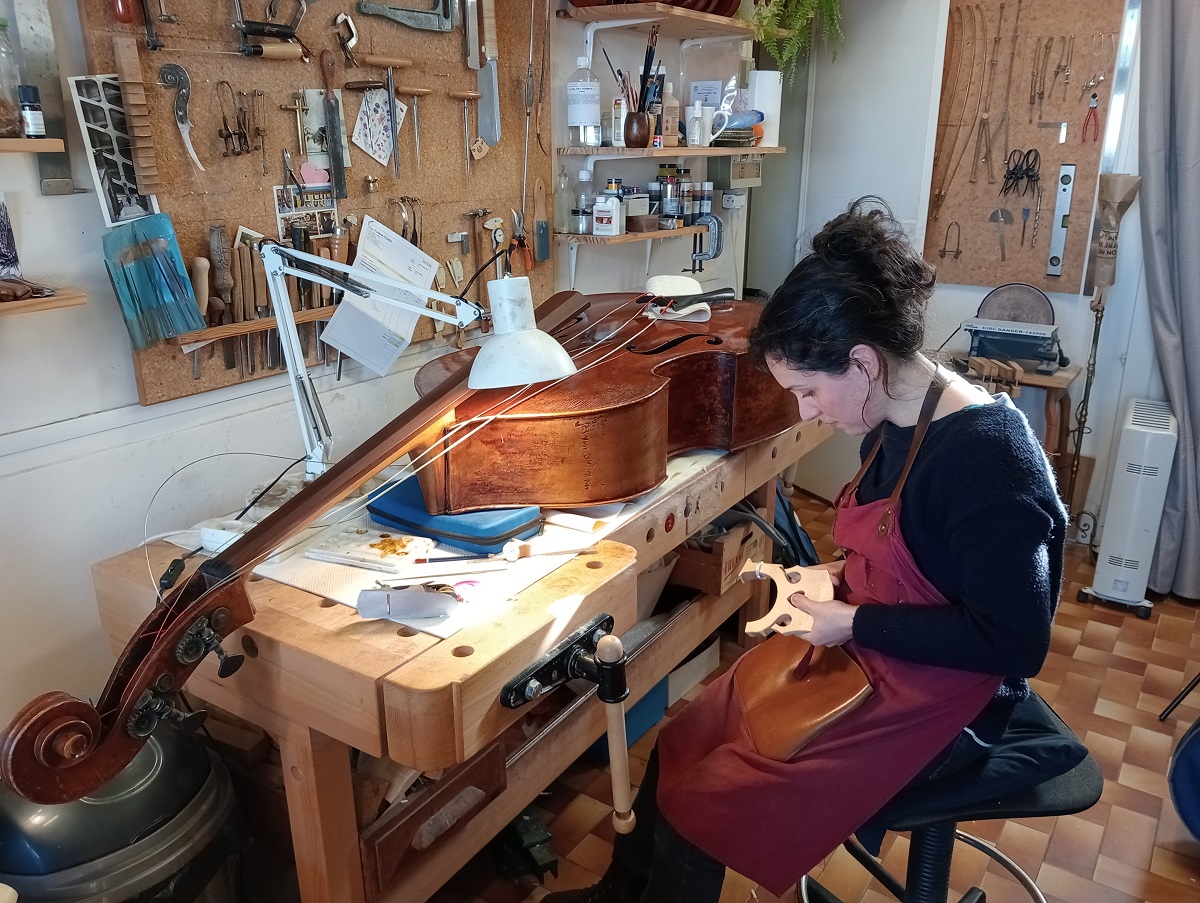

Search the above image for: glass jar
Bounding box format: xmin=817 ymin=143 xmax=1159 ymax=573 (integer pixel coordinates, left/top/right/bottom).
xmin=0 ymin=18 xmax=23 ymax=138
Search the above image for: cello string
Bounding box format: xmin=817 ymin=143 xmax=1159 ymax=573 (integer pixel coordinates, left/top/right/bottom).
xmin=145 ymin=296 xmax=665 ymax=614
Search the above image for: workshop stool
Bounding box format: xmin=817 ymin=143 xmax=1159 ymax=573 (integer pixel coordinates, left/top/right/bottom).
xmin=802 ymin=695 xmax=1103 ymax=903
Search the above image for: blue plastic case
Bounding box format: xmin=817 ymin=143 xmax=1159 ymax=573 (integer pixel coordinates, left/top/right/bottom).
xmin=367 ymin=479 xmax=543 ymax=555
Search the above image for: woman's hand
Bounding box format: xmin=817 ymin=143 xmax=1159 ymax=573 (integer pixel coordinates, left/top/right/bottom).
xmin=789 ymin=593 xmax=857 ymax=647
xmin=803 ymin=559 xmax=846 ymax=588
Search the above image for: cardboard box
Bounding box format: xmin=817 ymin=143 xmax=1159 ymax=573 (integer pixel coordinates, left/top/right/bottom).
xmin=670 ymin=521 xmax=767 ymax=597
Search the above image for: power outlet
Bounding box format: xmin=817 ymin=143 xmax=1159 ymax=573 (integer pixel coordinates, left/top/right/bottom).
xmin=721 ymin=191 xmax=746 ymax=209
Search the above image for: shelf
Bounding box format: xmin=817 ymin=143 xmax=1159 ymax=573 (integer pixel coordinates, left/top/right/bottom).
xmin=555 ymin=226 xmax=706 ymax=246
xmin=0 ymin=289 xmax=86 ymax=316
xmin=558 ymin=145 xmax=786 ymax=158
xmin=168 ymin=306 xmax=334 ymax=344
xmin=0 ymin=137 xmax=66 ymax=153
xmin=561 ymin=4 xmax=757 ymax=41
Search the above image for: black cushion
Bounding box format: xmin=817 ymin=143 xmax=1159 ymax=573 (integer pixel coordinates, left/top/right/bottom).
xmin=868 ymin=694 xmax=1099 ymax=832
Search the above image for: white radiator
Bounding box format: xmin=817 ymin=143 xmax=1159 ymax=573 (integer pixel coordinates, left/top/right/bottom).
xmin=1086 ymin=399 xmax=1178 ymax=615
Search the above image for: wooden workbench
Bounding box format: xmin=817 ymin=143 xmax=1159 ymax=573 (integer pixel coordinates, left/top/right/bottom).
xmin=93 ymin=419 xmax=832 ymax=903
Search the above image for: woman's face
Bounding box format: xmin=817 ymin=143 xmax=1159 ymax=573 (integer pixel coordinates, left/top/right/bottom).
xmin=767 ymin=353 xmax=878 ymax=436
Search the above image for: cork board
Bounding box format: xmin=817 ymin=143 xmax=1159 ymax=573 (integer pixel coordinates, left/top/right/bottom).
xmin=77 ymin=0 xmax=554 ymax=405
xmin=922 ymin=0 xmax=1125 ymax=292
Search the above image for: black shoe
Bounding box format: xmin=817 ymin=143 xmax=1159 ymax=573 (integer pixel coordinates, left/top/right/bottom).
xmin=541 ymin=861 xmax=647 ymax=903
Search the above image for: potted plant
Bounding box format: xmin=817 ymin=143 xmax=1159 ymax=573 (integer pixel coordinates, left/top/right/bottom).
xmin=748 ymin=0 xmax=844 ymax=82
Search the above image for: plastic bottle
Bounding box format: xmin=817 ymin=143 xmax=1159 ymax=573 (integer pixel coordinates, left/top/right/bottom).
xmin=566 ymin=56 xmax=602 ymax=147
xmin=573 ymin=169 xmax=596 ymax=218
xmin=0 ymin=19 xmax=23 ymax=139
xmin=661 ymin=81 xmax=680 ymax=147
xmin=553 ymin=166 xmax=573 ymax=232
xmin=679 ymin=169 xmax=693 ymax=227
xmin=686 ymin=102 xmax=703 ymax=147
xmin=591 ymin=194 xmax=622 ymax=237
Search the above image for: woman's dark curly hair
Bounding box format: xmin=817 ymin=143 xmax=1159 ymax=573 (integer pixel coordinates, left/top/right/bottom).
xmin=749 ymin=197 xmax=936 ymax=389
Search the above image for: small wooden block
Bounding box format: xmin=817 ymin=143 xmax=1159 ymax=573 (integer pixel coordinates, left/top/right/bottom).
xmin=738 ymin=560 xmax=833 ymax=637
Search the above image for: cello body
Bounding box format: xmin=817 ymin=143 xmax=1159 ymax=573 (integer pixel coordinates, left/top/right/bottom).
xmin=412 ymin=296 xmax=800 ymax=514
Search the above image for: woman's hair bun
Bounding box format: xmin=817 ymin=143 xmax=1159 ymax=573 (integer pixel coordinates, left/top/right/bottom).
xmin=810 ymin=197 xmax=935 ymax=314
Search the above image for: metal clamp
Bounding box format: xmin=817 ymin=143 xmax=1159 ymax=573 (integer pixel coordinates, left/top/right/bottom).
xmin=356 ymin=0 xmax=458 ymax=33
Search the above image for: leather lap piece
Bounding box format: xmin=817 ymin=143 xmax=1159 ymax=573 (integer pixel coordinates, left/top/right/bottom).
xmin=733 ymin=633 xmax=873 ymax=763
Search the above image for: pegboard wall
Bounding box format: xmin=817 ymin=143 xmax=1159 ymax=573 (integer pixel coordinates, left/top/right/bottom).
xmin=923 ymin=0 xmax=1125 ymax=291
xmin=77 ymin=0 xmax=554 ymax=405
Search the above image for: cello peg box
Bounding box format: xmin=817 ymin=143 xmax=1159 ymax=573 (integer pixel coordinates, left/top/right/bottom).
xmin=670 ymin=521 xmax=767 ymax=597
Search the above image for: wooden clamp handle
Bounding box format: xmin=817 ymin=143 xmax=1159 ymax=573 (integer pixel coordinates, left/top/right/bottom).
xmin=257 ymin=44 xmax=306 ymax=61
xmin=362 ymin=55 xmax=414 ymax=69
xmin=448 ymin=91 xmax=482 ymax=101
xmin=396 ymin=86 xmax=432 ymax=96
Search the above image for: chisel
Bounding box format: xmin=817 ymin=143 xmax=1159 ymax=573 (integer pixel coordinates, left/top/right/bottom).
xmin=319 ymin=50 xmax=347 ymax=198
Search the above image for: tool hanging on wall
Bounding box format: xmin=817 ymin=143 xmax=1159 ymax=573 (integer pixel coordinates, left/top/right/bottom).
xmin=1045 ymin=163 xmax=1075 ymax=276
xmin=319 ymin=50 xmax=349 ymax=199
xmin=1035 ymin=36 xmax=1054 ymax=121
xmin=357 ymin=0 xmax=457 ymax=32
xmin=938 ymin=221 xmax=962 ymax=259
xmin=520 ymin=0 xmax=537 ymax=215
xmin=253 ymin=90 xmax=267 ymax=175
xmin=137 ymin=0 xmax=163 ymax=50
xmin=334 ymin=13 xmax=359 ymax=66
xmin=990 ymin=0 xmax=1021 ymax=161
xmin=159 ymin=63 xmax=203 ymax=171
xmin=929 ymin=4 xmax=980 ymax=219
xmin=1082 ymin=93 xmax=1101 ymax=142
xmin=395 ymin=86 xmax=430 ymax=172
xmin=477 ymin=0 xmax=501 ymax=146
xmin=968 ymin=3 xmax=1003 ymax=185
xmin=279 ymin=91 xmax=309 ymax=153
xmin=232 ymin=0 xmax=311 ymax=60
xmin=155 ymin=0 xmax=177 ymax=23
xmin=536 ymin=0 xmax=550 ymax=155
xmin=533 ymin=176 xmax=549 ymax=262
xmin=1050 ymin=34 xmax=1075 ymax=102
xmin=988 ymin=207 xmax=1013 ymax=262
xmin=1079 ymin=32 xmax=1116 ymax=100
xmin=216 ymin=81 xmax=241 ymax=156
xmin=449 ymin=90 xmax=482 ymax=184
xmin=283 ymin=148 xmax=306 ymax=207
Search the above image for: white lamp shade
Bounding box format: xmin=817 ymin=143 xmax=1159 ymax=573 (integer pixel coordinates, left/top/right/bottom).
xmin=468 ymin=277 xmax=578 ymax=389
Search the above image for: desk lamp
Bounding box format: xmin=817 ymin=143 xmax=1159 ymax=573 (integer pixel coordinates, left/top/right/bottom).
xmin=259 ymin=242 xmax=578 ymax=477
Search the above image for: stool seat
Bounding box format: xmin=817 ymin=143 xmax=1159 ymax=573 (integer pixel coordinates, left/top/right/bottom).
xmin=888 ymin=752 xmax=1103 ymax=831
xmin=811 ymin=694 xmax=1103 ymax=903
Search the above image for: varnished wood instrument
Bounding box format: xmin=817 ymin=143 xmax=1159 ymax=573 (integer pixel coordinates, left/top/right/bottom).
xmin=410 ymin=296 xmax=800 ymax=513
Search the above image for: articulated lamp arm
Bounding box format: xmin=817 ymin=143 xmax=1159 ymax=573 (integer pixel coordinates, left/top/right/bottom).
xmin=258 ymin=242 xmax=489 ymax=477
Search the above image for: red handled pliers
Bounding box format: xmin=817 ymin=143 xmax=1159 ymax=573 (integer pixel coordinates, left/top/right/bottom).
xmin=1082 ymin=93 xmax=1101 ymax=143
xmin=509 ymin=210 xmax=535 ymax=273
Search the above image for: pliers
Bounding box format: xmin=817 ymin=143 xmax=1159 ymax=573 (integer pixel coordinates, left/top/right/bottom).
xmin=283 ymin=148 xmax=305 ymax=208
xmin=509 ymin=209 xmax=534 ymax=273
xmin=1082 ymin=93 xmax=1101 ymax=143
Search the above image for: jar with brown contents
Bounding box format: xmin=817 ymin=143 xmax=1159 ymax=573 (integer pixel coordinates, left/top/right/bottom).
xmin=0 ymin=18 xmax=21 ymax=138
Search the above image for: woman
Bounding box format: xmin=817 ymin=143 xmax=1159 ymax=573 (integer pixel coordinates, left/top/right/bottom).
xmin=544 ymin=198 xmax=1066 ymax=903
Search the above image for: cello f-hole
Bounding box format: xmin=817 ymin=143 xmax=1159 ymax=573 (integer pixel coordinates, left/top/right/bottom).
xmin=626 ymin=335 xmax=723 ymax=355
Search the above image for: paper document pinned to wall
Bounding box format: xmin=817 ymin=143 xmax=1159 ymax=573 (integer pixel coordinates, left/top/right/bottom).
xmin=320 ymin=215 xmax=440 ymax=375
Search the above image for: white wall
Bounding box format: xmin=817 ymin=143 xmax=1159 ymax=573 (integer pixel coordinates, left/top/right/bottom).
xmin=0 ymin=8 xmax=449 ymax=721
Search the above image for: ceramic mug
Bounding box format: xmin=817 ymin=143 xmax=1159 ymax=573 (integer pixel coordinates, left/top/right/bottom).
xmin=700 ymin=106 xmax=728 ymax=146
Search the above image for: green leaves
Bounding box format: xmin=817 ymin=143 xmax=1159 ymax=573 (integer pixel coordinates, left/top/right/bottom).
xmin=749 ymin=0 xmax=844 ymax=83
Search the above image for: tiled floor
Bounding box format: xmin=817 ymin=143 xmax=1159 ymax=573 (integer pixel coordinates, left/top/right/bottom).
xmin=431 ymin=492 xmax=1200 ymax=903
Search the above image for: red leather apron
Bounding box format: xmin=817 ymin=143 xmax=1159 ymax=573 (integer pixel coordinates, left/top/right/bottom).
xmin=656 ymin=379 xmax=1003 ymax=895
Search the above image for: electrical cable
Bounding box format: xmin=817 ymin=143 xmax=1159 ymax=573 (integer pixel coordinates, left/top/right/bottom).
xmin=463 ymin=246 xmax=509 ymax=299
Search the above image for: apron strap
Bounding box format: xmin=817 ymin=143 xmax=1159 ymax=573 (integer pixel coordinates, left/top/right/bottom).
xmin=888 ymin=369 xmax=949 ymax=505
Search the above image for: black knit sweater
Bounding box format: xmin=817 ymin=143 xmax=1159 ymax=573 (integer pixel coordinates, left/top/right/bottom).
xmin=849 ymin=398 xmax=1066 ymax=684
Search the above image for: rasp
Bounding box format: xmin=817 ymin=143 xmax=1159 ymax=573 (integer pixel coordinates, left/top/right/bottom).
xmin=319 ymin=50 xmax=348 ymax=198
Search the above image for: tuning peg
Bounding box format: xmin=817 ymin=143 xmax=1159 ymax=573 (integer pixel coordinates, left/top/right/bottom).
xmin=214 ymin=644 xmax=245 ymax=679
xmin=125 ymin=690 xmax=208 ymax=738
